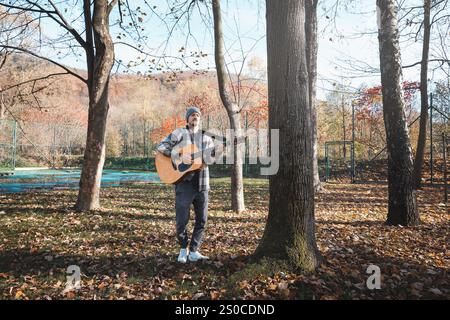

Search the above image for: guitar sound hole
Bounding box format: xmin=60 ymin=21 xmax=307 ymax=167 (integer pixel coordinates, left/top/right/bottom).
xmin=178 ymin=163 xmax=192 ymax=172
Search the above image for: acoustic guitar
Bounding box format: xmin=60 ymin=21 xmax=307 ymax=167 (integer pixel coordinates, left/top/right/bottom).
xmin=155 ymin=135 xmax=245 ymax=184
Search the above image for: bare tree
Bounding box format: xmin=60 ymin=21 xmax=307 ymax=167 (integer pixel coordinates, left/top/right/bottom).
xmin=376 ymin=0 xmax=419 ymax=226
xmin=212 ymin=0 xmax=248 ymax=213
xmin=0 ymin=7 xmax=42 ymax=120
xmin=412 ymin=0 xmax=431 ymax=189
xmin=410 ymin=0 xmax=450 ymax=188
xmin=0 ymin=0 xmax=119 ymax=211
xmin=75 ymin=0 xmax=117 ymax=211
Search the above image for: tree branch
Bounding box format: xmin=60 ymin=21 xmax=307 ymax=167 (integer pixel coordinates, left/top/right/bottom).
xmin=108 ymin=0 xmax=119 ymax=16
xmin=45 ymin=0 xmax=87 ymax=48
xmin=0 ymin=72 xmax=69 ymax=94
xmin=403 ymin=58 xmax=450 ymax=68
xmin=0 ymin=2 xmax=56 ymax=14
xmin=0 ymin=45 xmax=87 ymax=83
xmin=0 ymin=51 xmax=9 ymax=69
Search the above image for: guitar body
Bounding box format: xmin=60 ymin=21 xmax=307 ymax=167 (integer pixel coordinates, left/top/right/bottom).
xmin=155 ymin=143 xmax=203 ymax=184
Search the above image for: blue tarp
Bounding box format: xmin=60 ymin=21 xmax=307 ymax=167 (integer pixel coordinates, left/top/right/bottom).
xmin=0 ymin=169 xmax=160 ymax=193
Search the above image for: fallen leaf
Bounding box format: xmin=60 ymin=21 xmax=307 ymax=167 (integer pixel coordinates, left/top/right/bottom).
xmin=192 ymin=292 xmax=205 ymax=300
xmin=429 ymin=288 xmax=442 ymax=295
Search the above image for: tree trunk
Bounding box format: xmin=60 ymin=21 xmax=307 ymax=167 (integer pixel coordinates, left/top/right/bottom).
xmin=412 ymin=0 xmax=431 ymax=189
xmin=230 ymin=112 xmax=245 ymax=211
xmin=376 ymin=0 xmax=419 ymax=226
xmin=75 ymin=1 xmax=115 ymax=211
xmin=254 ymin=0 xmax=321 ymax=270
xmin=342 ymin=99 xmax=347 ymax=159
xmin=212 ymin=0 xmax=245 ymax=213
xmin=305 ymin=0 xmax=321 ymax=191
xmin=0 ymin=91 xmax=4 ymax=120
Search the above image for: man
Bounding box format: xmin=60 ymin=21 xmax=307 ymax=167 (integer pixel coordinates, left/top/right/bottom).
xmin=157 ymin=106 xmax=222 ymax=263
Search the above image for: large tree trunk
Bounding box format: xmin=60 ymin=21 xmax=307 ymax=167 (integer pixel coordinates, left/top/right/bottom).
xmin=212 ymin=0 xmax=245 ymax=213
xmin=305 ymin=0 xmax=322 ymax=191
xmin=412 ymin=0 xmax=431 ymax=189
xmin=75 ymin=1 xmax=115 ymax=211
xmin=377 ymin=0 xmax=419 ymax=226
xmin=254 ymin=0 xmax=321 ymax=270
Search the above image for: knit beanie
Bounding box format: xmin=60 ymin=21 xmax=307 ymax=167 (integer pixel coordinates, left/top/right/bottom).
xmin=185 ymin=106 xmax=201 ymax=121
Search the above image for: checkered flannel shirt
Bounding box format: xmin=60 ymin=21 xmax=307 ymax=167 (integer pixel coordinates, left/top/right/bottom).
xmin=157 ymin=126 xmax=217 ymax=191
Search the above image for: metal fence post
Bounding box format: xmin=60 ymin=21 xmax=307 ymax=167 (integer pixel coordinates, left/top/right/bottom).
xmin=12 ymin=120 xmax=17 ymax=170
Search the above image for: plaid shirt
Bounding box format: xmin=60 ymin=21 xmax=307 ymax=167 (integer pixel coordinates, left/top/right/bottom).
xmin=157 ymin=126 xmax=216 ymax=191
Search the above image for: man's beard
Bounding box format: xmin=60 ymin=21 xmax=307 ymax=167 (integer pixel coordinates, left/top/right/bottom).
xmin=188 ymin=120 xmax=199 ymax=129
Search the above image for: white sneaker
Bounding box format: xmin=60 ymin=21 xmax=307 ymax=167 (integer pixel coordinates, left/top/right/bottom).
xmin=188 ymin=251 xmax=209 ymax=262
xmin=177 ymin=248 xmax=188 ymax=263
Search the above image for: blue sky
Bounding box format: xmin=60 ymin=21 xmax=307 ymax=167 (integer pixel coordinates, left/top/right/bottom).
xmin=36 ymin=0 xmax=443 ymax=100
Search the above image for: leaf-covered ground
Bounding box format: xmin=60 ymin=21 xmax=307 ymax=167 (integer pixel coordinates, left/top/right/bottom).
xmin=0 ymin=178 xmax=448 ymax=300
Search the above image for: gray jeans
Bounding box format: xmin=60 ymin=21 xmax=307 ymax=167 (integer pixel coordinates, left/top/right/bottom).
xmin=175 ymin=177 xmax=208 ymax=252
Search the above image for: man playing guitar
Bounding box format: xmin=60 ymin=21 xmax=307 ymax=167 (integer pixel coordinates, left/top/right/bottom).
xmin=157 ymin=106 xmax=223 ymax=263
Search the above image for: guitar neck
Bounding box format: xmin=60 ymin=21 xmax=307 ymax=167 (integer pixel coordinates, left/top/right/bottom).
xmin=192 ymin=146 xmax=220 ymax=160
xmin=191 ymin=136 xmax=245 ymax=160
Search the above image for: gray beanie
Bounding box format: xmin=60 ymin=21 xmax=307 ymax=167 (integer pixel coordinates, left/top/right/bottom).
xmin=185 ymin=106 xmax=201 ymax=121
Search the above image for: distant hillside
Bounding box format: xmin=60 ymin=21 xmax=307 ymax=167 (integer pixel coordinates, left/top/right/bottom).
xmin=1 ymin=53 xmax=222 ymax=126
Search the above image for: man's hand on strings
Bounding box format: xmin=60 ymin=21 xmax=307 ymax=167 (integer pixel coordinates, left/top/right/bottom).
xmin=181 ymin=153 xmax=193 ymax=164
